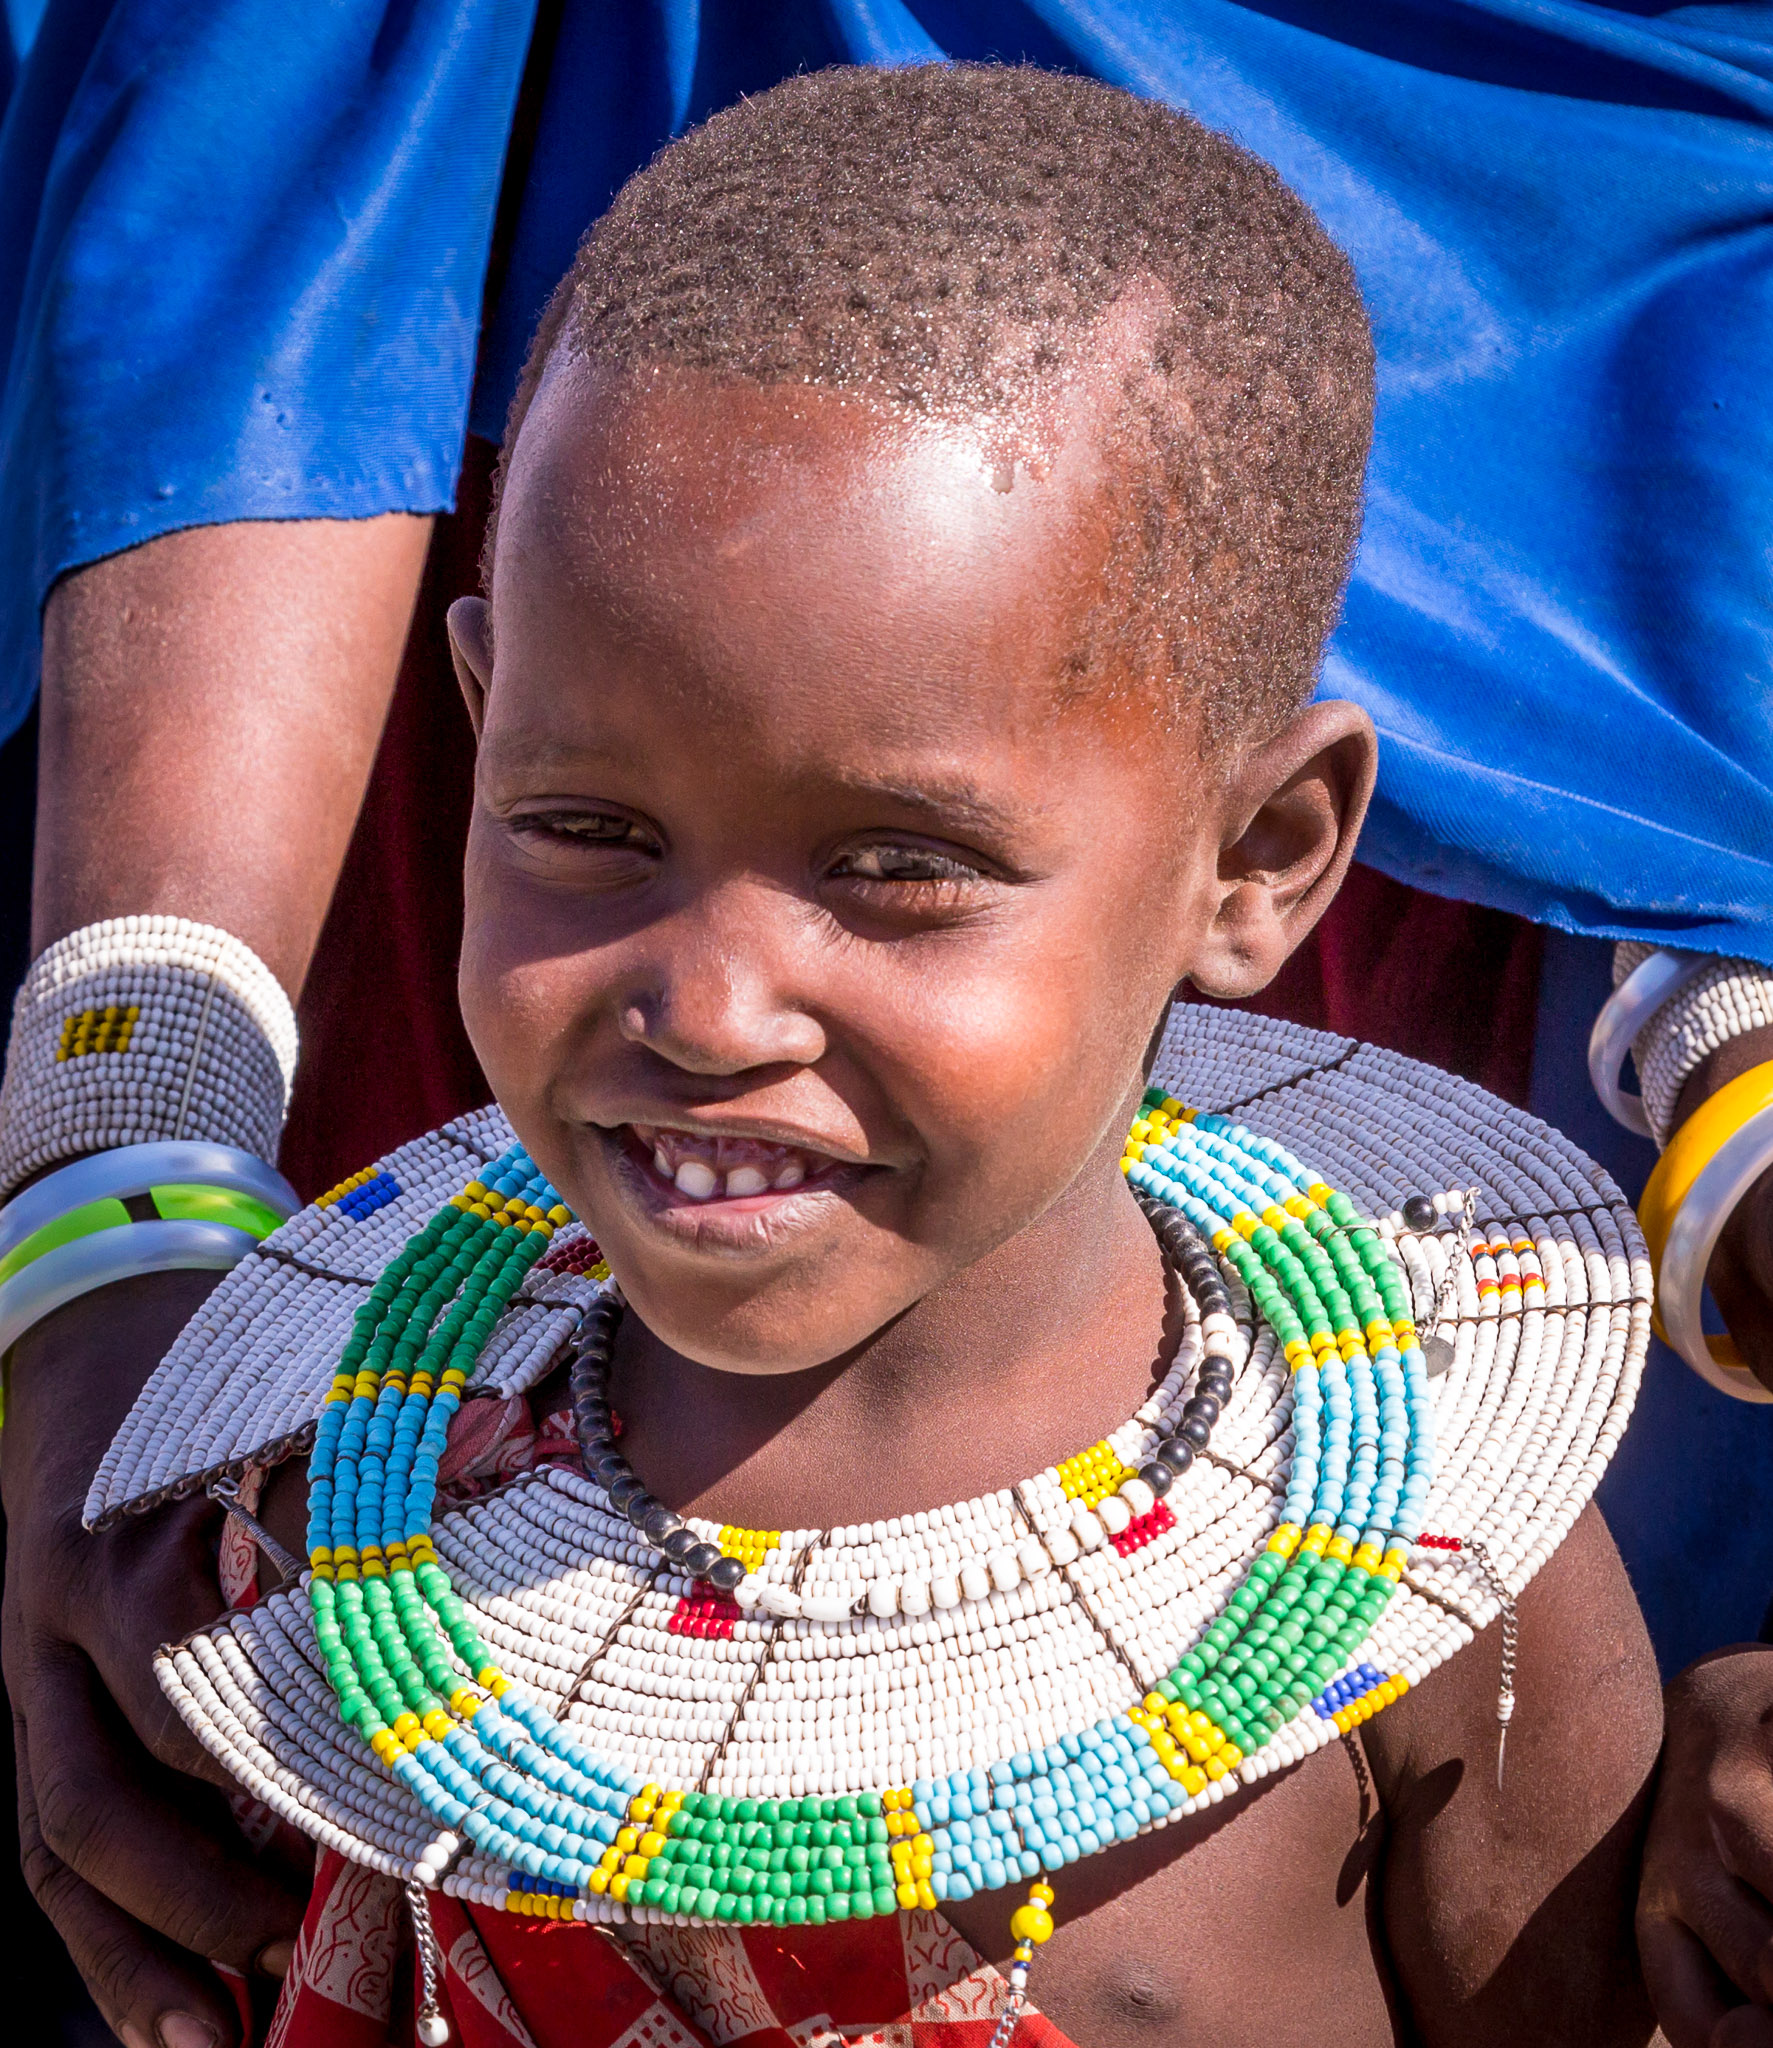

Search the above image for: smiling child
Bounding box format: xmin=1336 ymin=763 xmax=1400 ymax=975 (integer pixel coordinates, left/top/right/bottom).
xmin=144 ymin=63 xmax=1659 ymax=2048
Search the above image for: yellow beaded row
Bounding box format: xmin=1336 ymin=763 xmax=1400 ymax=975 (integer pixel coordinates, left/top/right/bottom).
xmin=1121 ymin=1094 xmax=1196 ymax=1169
xmin=449 ymin=1180 xmax=572 ymax=1234
xmin=57 ymin=1004 xmax=138 ymax=1059
xmin=717 ymin=1525 xmax=782 ymax=1571
xmin=884 ymin=1787 xmax=938 ymax=1909
xmin=1055 ymin=1440 xmax=1134 ymax=1506
xmin=584 ymin=1783 xmax=682 ymax=1900
xmin=1127 ymin=1695 xmax=1242 ymax=1795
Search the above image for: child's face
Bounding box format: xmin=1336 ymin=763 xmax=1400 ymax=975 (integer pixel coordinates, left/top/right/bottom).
xmin=456 ymin=362 xmax=1303 ymax=1374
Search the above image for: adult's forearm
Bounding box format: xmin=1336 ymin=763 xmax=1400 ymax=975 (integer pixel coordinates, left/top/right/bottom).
xmin=35 ymin=514 xmax=434 ymax=998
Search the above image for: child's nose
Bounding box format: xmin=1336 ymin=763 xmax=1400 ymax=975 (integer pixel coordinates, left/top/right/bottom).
xmin=616 ymin=889 xmax=827 ymax=1076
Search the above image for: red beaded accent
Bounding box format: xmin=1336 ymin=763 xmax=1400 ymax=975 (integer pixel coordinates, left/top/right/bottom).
xmin=537 ymin=1232 xmax=604 ymax=1275
xmin=1110 ymin=1501 xmax=1176 ymax=1557
xmin=1416 ymin=1532 xmax=1463 ymax=1551
xmin=668 ymin=1592 xmax=742 ymax=1639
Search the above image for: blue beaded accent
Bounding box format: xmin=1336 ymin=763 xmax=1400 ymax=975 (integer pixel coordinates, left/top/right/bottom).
xmin=336 ymin=1170 xmax=403 ymax=1221
xmin=1312 ymin=1661 xmax=1389 ymax=1720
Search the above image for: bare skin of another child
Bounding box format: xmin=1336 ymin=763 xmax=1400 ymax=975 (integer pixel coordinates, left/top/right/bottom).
xmin=256 ymin=350 xmax=1661 ymax=2048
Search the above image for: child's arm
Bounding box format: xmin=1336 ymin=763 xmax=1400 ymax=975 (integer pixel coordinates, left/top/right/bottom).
xmin=1362 ymin=1504 xmax=1662 ymax=2047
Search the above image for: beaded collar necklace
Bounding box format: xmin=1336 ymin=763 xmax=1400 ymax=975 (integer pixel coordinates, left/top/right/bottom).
xmin=286 ymin=1092 xmax=1431 ymax=2029
xmin=132 ymin=1010 xmax=1650 ymax=2048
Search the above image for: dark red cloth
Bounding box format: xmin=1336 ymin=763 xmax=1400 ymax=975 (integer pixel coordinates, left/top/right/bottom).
xmin=278 ymin=450 xmax=495 ymax=1200
xmin=281 ymin=441 xmax=1542 ymax=1202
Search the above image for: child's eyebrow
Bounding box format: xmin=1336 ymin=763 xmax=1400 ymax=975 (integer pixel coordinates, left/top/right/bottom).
xmin=829 ymin=775 xmax=1023 ymax=839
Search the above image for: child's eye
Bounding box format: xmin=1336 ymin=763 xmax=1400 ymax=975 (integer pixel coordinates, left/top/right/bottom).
xmin=828 ymin=843 xmax=986 ymax=886
xmin=510 ymin=809 xmax=659 ymax=853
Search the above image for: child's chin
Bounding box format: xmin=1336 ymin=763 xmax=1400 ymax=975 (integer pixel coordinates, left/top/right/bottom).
xmin=614 ymin=1260 xmax=902 ymax=1376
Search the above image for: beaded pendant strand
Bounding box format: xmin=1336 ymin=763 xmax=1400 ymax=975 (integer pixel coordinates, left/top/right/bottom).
xmin=298 ymin=1091 xmax=1433 ymax=2006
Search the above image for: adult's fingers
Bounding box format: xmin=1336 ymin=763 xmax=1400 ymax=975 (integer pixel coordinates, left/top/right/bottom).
xmin=1717 ymin=2004 xmax=1773 ymax=2048
xmin=25 ymin=1492 xmax=242 ymax=1792
xmin=23 ymin=1653 xmax=303 ymax=1971
xmin=1671 ymin=1868 xmax=1773 ymax=2019
xmin=19 ymin=1729 xmax=244 ymax=2048
xmin=1638 ymin=1909 xmax=1743 ymax=2048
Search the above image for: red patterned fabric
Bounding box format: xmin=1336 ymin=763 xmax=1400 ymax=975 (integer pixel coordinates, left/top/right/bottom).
xmin=270 ymin=1858 xmax=1069 ymax=2048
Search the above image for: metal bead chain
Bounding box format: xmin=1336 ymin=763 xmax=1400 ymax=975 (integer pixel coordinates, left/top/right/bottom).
xmin=406 ymin=1877 xmax=451 ymax=2045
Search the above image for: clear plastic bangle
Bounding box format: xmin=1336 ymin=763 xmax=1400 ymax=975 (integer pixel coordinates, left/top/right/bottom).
xmin=0 ymin=1218 xmax=262 ymax=1359
xmin=0 ymin=1141 xmax=297 ymax=1268
xmin=1657 ymin=1106 xmax=1773 ymax=1405
xmin=1589 ymin=948 xmax=1709 ymax=1138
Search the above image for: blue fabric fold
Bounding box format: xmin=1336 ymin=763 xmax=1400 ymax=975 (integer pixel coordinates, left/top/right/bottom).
xmin=0 ymin=0 xmax=536 ymax=706
xmin=3 ymin=0 xmax=1771 ymax=956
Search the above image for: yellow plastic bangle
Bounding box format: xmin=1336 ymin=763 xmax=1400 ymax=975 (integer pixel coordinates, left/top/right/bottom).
xmin=1638 ymin=1059 xmax=1773 ymax=1399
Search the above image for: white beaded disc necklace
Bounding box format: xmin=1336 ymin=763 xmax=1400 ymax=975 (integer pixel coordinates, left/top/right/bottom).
xmin=100 ymin=1006 xmax=1647 ymax=1972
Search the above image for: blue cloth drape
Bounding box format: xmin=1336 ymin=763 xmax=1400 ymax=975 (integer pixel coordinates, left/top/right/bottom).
xmin=4 ymin=1 xmax=1772 ymax=957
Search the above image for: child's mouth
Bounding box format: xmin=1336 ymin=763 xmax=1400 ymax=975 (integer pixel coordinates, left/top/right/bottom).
xmin=624 ymin=1122 xmax=840 ymax=1204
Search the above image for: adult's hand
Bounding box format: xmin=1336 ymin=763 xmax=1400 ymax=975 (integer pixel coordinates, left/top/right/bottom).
xmin=3 ymin=1270 xmax=306 ymax=2048
xmin=1639 ymin=1649 xmax=1773 ymax=2046
xmin=5 ymin=512 xmax=433 ymax=2043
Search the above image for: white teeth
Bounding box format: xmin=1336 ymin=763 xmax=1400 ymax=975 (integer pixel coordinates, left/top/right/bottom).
xmin=653 ymin=1146 xmax=672 ymax=1179
xmin=772 ymin=1160 xmax=806 ymax=1190
xmin=673 ymin=1158 xmax=719 ymax=1200
xmin=724 ymin=1166 xmax=769 ymax=1198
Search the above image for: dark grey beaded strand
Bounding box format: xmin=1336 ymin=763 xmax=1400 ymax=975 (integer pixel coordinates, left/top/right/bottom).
xmin=568 ymin=1298 xmax=746 ymax=1592
xmin=568 ymin=1195 xmax=1231 ymax=1592
xmin=1132 ymin=1191 xmax=1236 ymax=1498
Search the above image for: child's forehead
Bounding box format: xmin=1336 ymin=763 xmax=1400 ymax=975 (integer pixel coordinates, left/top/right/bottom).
xmin=496 ymin=359 xmax=1139 ymax=697
xmin=485 ymin=363 xmax=1205 ymax=815
xmin=508 ymin=357 xmax=1110 ymax=559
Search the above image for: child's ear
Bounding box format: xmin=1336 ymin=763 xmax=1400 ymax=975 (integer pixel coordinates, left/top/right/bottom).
xmin=1188 ymin=699 xmax=1377 ymax=1000
xmin=448 ymin=596 xmax=494 ymax=739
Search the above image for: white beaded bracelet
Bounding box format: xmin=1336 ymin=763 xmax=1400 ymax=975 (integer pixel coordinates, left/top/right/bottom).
xmin=1589 ymin=949 xmax=1710 ymax=1139
xmin=1606 ymin=942 xmax=1773 ymax=1147
xmin=0 ymin=916 xmax=299 ymax=1201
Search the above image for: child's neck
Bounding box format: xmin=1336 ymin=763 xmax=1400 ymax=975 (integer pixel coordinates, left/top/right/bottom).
xmin=609 ymin=1167 xmax=1180 ymax=1531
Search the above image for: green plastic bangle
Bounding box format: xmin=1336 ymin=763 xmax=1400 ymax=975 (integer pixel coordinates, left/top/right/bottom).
xmin=0 ymin=1183 xmax=283 ymax=1288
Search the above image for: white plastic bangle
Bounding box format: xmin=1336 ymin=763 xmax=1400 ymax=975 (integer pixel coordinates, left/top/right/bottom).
xmin=1589 ymin=949 xmax=1711 ymax=1137
xmin=1657 ymin=1106 xmax=1773 ymax=1404
xmin=0 ymin=1141 xmax=298 ymax=1267
xmin=0 ymin=1219 xmax=262 ymax=1358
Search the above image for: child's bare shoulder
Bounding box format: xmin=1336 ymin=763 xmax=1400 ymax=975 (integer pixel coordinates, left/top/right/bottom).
xmin=1362 ymin=1503 xmax=1661 ymax=2046
xmin=945 ymin=1506 xmax=1660 ymax=2048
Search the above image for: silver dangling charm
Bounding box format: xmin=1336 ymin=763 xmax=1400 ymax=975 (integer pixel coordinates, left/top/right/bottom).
xmin=987 ymin=1984 xmax=1028 ymax=2048
xmin=1419 ymin=1187 xmax=1478 ymax=1380
xmin=1462 ymin=1535 xmax=1518 ymax=1790
xmin=207 ymin=1474 xmax=303 ymax=1586
xmin=406 ymin=1877 xmax=451 ymax=2045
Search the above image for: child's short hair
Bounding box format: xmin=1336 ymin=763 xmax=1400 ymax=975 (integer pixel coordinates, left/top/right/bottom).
xmin=495 ymin=63 xmax=1374 ymax=747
